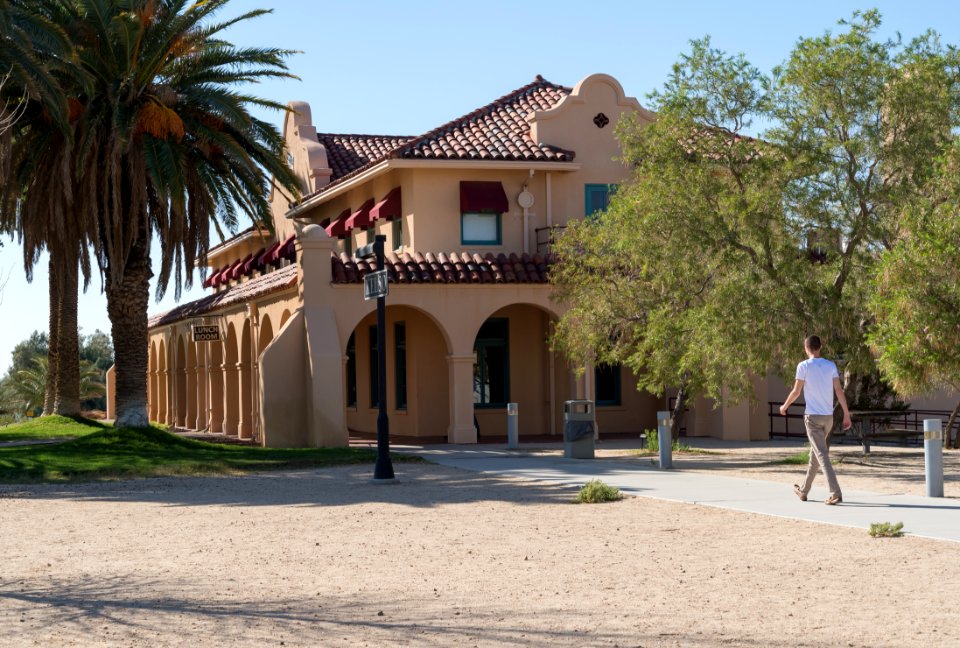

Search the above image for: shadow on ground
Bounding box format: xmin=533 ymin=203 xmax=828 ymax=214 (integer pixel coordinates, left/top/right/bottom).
xmin=0 ymin=464 xmax=583 ymax=509
xmin=0 ymin=574 xmax=828 ymax=648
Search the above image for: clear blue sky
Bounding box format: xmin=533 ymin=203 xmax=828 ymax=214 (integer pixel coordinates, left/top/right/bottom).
xmin=2 ymin=0 xmax=958 ymax=372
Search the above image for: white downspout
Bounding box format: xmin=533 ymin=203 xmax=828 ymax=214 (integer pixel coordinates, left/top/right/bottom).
xmin=546 ymin=172 xmax=553 ymax=228
xmin=522 ymin=206 xmax=529 ymax=255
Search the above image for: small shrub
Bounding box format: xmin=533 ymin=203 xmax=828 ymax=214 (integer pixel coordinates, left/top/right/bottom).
xmin=573 ymin=479 xmax=623 ymax=504
xmin=869 ymin=521 xmax=904 ymax=538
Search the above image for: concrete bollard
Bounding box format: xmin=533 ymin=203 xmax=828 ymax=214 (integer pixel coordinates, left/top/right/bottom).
xmin=924 ymin=419 xmax=944 ymax=498
xmin=506 ymin=402 xmax=519 ymax=450
xmin=657 ymin=410 xmax=673 ymax=470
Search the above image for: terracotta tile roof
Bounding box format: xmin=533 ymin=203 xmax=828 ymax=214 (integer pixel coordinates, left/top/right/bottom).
xmin=317 ymin=134 xmax=415 ymax=182
xmin=331 ymin=251 xmax=553 ymax=285
xmin=306 ymin=76 xmax=574 ymax=199
xmin=149 ymin=264 xmax=298 ymax=328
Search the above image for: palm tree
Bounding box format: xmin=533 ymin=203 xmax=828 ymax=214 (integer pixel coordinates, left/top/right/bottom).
xmin=0 ymin=0 xmax=81 ymax=417
xmin=54 ymin=0 xmax=300 ymax=427
xmin=8 ymin=357 xmax=105 ymax=416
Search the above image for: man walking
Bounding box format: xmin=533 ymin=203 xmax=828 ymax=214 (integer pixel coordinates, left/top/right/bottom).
xmin=779 ymin=335 xmax=852 ymax=505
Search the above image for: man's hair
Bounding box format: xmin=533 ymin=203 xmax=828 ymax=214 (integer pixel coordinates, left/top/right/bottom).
xmin=804 ymin=335 xmax=822 ymax=351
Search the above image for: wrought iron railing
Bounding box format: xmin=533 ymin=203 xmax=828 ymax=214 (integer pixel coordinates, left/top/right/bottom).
xmin=535 ymin=225 xmax=566 ymax=256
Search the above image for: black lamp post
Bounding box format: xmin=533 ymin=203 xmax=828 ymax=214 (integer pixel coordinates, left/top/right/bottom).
xmin=355 ymin=234 xmax=394 ymax=480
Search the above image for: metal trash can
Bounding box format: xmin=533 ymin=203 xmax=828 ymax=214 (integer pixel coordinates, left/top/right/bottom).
xmin=563 ymin=400 xmax=595 ymax=459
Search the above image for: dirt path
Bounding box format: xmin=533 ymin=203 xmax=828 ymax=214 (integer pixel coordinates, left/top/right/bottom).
xmin=1 ymin=463 xmax=959 ymax=647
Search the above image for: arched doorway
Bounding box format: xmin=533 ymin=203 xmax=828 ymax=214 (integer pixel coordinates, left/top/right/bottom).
xmin=175 ymin=335 xmax=187 ymax=428
xmin=186 ymin=341 xmax=197 ymax=430
xmin=149 ymin=342 xmax=158 ymax=421
xmin=471 ymin=304 xmax=567 ymax=440
xmin=239 ymin=319 xmax=253 ymax=439
xmin=207 ymin=338 xmax=224 ymax=433
xmin=344 ymin=305 xmax=450 ymax=441
xmin=157 ymin=339 xmax=168 ymax=425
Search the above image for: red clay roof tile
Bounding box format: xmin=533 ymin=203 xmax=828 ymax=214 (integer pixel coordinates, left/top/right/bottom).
xmin=331 ymin=251 xmax=553 ymax=285
xmin=302 ymin=76 xmax=574 ymax=202
xmin=149 ymin=264 xmax=298 ymax=328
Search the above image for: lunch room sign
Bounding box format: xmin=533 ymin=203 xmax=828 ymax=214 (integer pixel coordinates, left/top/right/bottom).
xmin=192 ymin=325 xmax=221 ymax=342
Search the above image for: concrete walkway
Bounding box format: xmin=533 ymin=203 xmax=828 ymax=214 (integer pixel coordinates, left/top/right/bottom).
xmin=397 ymin=443 xmax=960 ymax=543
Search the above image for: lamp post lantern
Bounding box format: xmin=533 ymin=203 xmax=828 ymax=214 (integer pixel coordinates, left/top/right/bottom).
xmin=356 ymin=234 xmax=394 ymax=480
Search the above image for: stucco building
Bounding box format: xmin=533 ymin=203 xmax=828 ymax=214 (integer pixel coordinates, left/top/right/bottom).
xmin=138 ymin=73 xmax=811 ymax=447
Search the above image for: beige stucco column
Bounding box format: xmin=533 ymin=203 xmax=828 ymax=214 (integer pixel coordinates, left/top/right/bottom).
xmin=447 ymin=354 xmax=477 ymax=444
xmin=207 ymin=357 xmax=223 ymax=433
xmin=298 ymin=224 xmax=348 ymax=447
xmin=195 ymin=344 xmax=207 ymax=431
xmin=106 ymin=366 xmax=116 ymax=420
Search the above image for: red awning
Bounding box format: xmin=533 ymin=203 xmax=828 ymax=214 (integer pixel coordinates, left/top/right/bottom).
xmin=258 ymin=241 xmax=280 ymax=266
xmin=345 ymin=198 xmax=376 ymax=231
xmin=325 ymin=208 xmax=352 ymax=239
xmin=460 ymin=181 xmax=508 ymax=214
xmin=268 ymin=235 xmax=295 ymax=265
xmin=229 ymin=254 xmax=253 ymax=280
xmin=370 ymin=187 xmax=402 ymax=222
xmin=279 ymin=235 xmax=297 ymax=261
xmin=243 ymin=246 xmax=266 ymax=274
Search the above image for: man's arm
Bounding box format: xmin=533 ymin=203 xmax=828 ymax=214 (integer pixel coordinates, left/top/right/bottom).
xmin=779 ymin=380 xmax=804 ymax=416
xmin=833 ymin=377 xmax=852 ymax=430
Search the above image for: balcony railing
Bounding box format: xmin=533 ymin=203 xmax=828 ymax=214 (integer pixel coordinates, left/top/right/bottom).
xmin=535 ymin=225 xmax=566 ymax=255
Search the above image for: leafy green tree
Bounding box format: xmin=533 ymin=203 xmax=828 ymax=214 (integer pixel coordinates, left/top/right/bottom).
xmin=7 ymin=331 xmax=48 ymax=374
xmin=7 ymin=1 xmax=300 ymax=428
xmin=869 ymin=144 xmax=960 ymax=447
xmin=552 ymin=11 xmax=960 ymax=436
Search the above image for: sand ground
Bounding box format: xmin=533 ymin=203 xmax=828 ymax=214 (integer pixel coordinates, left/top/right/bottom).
xmin=2 ymin=460 xmax=959 ymax=647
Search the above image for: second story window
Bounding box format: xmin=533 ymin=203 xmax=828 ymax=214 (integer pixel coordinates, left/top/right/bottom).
xmin=460 ymin=181 xmax=508 ymax=246
xmin=585 ymin=184 xmax=617 ymax=218
xmin=461 ymin=212 xmax=501 ymax=245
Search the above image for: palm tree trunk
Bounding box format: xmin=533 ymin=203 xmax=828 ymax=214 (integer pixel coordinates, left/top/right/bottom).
xmin=52 ymin=247 xmax=80 ymax=415
xmin=106 ymin=236 xmax=152 ymax=428
xmin=43 ymin=254 xmax=60 ymax=416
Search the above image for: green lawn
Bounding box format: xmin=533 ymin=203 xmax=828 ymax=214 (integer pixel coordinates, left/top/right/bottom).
xmin=0 ymin=415 xmax=107 ymax=443
xmin=0 ymin=417 xmax=420 ymax=482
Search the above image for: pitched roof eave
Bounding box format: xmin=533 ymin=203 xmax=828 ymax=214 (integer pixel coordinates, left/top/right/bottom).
xmin=286 ymin=159 xmax=580 ymax=219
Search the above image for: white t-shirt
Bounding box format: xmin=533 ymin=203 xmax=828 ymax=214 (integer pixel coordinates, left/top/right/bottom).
xmin=796 ymin=357 xmax=840 ymax=416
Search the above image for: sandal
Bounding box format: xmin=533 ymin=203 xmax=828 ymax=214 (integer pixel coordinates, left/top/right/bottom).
xmin=824 ymin=495 xmax=842 ymax=505
xmin=793 ymin=484 xmax=807 ymax=501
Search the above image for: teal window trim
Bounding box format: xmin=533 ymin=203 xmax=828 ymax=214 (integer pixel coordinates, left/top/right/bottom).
xmin=346 ymin=332 xmax=357 ymax=407
xmin=344 ymin=236 xmax=352 ymax=256
xmin=595 ymin=363 xmax=622 ymax=407
xmin=368 ymin=325 xmax=378 ymax=408
xmin=394 ymin=322 xmax=407 ymax=410
xmin=460 ymin=211 xmax=502 ymax=245
xmin=473 ymin=318 xmax=509 ymax=408
xmin=585 ymin=183 xmax=618 ymax=218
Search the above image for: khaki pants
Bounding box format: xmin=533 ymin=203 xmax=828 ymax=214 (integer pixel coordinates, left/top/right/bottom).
xmin=800 ymin=415 xmax=842 ymax=498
